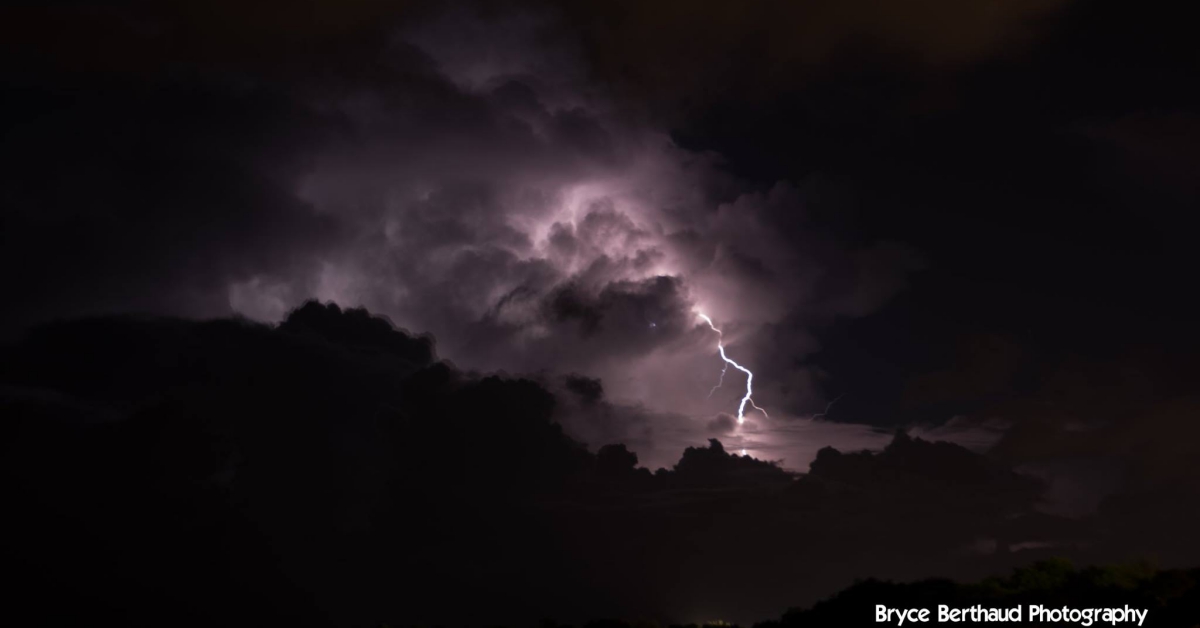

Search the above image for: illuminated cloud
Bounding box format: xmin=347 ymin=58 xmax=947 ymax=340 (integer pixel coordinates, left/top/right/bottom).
xmin=206 ymin=5 xmax=931 ymax=466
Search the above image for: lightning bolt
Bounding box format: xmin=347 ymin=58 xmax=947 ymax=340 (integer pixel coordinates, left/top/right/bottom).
xmin=698 ymin=313 xmax=768 ymax=424
xmin=812 ymin=394 xmax=845 ymax=420
xmin=707 ymin=361 xmax=727 ymax=398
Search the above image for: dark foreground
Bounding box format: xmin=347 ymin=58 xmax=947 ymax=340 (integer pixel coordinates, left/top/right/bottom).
xmin=3 ymin=304 xmax=1197 ymax=626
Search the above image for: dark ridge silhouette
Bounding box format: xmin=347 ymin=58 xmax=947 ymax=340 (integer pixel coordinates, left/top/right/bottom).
xmin=0 ymin=305 xmax=793 ymax=626
xmin=540 ymin=561 xmax=1200 ymax=628
xmin=757 ymin=559 xmax=1200 ymax=628
xmin=0 ymin=304 xmax=1192 ymax=626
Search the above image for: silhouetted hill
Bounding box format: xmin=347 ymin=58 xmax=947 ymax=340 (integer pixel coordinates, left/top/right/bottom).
xmin=541 ymin=561 xmax=1200 ymax=628
xmin=0 ymin=303 xmax=1189 ymax=626
xmin=755 ymin=559 xmax=1199 ymax=627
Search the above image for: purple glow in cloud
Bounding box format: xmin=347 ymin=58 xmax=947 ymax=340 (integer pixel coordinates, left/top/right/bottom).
xmin=219 ymin=6 xmax=953 ymax=470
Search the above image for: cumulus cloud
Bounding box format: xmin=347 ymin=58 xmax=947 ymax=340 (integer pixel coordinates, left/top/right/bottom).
xmin=1 ymin=2 xmax=930 ymax=470
xmin=230 ymin=7 xmax=931 ymax=450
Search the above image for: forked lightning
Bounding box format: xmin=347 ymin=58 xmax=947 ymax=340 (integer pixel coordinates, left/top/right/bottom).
xmin=698 ymin=313 xmax=768 ymax=424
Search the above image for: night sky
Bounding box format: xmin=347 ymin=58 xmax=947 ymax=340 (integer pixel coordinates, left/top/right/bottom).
xmin=2 ymin=1 xmax=1199 ymax=626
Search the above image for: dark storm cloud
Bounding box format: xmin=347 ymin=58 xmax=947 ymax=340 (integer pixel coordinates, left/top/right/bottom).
xmin=16 ymin=3 xmax=963 ymax=475
xmin=0 ymin=0 xmax=943 ymax=472
xmin=564 ymin=373 xmax=604 ymax=404
xmin=0 ymin=79 xmax=340 ymax=332
xmin=557 ymin=0 xmax=1074 ymax=120
xmin=620 ymin=0 xmax=1200 ymax=480
xmin=707 ymin=412 xmax=737 ymax=434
